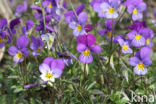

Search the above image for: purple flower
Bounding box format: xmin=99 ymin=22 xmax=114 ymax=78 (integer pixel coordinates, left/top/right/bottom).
xmin=126 ymin=21 xmax=147 ymax=31
xmin=42 ymin=0 xmax=56 ymax=14
xmin=124 ymin=0 xmax=146 ymax=21
xmin=76 ymin=34 xmax=102 ymax=63
xmin=140 ymin=28 xmax=154 ymax=48
xmin=93 ymin=0 xmax=120 ymax=19
xmin=30 ymin=36 xmax=43 ymax=56
xmin=118 ymin=39 xmax=133 ymax=54
xmin=129 ymin=47 xmax=152 ymax=75
xmin=57 ymin=52 xmax=77 ymax=66
xmin=39 ymin=57 xmax=65 ymax=82
xmin=127 ymin=30 xmax=145 ymax=47
xmin=15 ymin=1 xmax=27 ymax=16
xmin=98 ymin=20 xmax=115 ymax=40
xmin=69 ymin=12 xmax=88 ymax=36
xmin=8 ymin=35 xmax=29 ymax=63
xmin=22 ymin=20 xmax=34 ymax=35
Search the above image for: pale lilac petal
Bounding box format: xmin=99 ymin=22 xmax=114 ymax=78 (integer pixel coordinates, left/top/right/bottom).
xmin=39 ymin=63 xmax=51 ymax=74
xmin=132 ymin=13 xmax=143 ymax=21
xmin=140 ymin=47 xmax=151 ymax=59
xmin=142 ymin=58 xmax=152 ymax=66
xmin=79 ymin=53 xmax=93 ymax=63
xmin=43 ymin=57 xmax=54 ymax=66
xmin=134 ymin=66 xmax=147 ymax=75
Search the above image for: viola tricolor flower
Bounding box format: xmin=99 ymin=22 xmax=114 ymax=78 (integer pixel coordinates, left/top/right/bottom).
xmin=76 ymin=34 xmax=102 ymax=63
xmin=140 ymin=28 xmax=154 ymax=48
xmin=57 ymin=52 xmax=77 ymax=66
xmin=118 ymin=39 xmax=133 ymax=54
xmin=8 ymin=35 xmax=29 ymax=63
xmin=69 ymin=12 xmax=88 ymax=37
xmin=124 ymin=0 xmax=146 ymax=21
xmin=22 ymin=20 xmax=34 ymax=35
xmin=93 ymin=0 xmax=120 ymax=19
xmin=98 ymin=20 xmax=115 ymax=41
xmin=127 ymin=30 xmax=145 ymax=47
xmin=30 ymin=36 xmax=44 ymax=56
xmin=129 ymin=47 xmax=152 ymax=75
xmin=39 ymin=57 xmax=65 ymax=82
xmin=41 ymin=33 xmax=55 ymax=50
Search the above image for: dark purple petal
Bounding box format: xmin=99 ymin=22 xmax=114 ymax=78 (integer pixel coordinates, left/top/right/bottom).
xmin=85 ymin=24 xmax=93 ymax=33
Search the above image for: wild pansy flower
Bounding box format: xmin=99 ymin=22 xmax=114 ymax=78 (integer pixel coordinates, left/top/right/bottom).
xmin=118 ymin=39 xmax=133 ymax=54
xmin=57 ymin=52 xmax=77 ymax=66
xmin=129 ymin=47 xmax=152 ymax=75
xmin=30 ymin=36 xmax=44 ymax=56
xmin=76 ymin=34 xmax=102 ymax=63
xmin=39 ymin=57 xmax=65 ymax=82
xmin=41 ymin=33 xmax=55 ymax=50
xmin=15 ymin=1 xmax=27 ymax=16
xmin=8 ymin=35 xmax=29 ymax=63
xmin=42 ymin=0 xmax=56 ymax=14
xmin=93 ymin=0 xmax=120 ymax=19
xmin=127 ymin=29 xmax=146 ymax=47
xmin=124 ymin=0 xmax=146 ymax=21
xmin=22 ymin=20 xmax=34 ymax=35
xmin=69 ymin=12 xmax=88 ymax=37
xmin=140 ymin=28 xmax=154 ymax=48
xmin=98 ymin=20 xmax=115 ymax=41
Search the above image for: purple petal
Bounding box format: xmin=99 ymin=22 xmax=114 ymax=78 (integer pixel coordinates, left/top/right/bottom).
xmin=17 ymin=35 xmax=29 ymax=49
xmin=78 ymin=12 xmax=88 ymax=24
xmin=43 ymin=57 xmax=54 ymax=67
xmin=142 ymin=58 xmax=152 ymax=66
xmin=8 ymin=46 xmax=18 ymax=55
xmin=129 ymin=57 xmax=140 ymax=66
xmin=51 ymin=59 xmax=65 ymax=70
xmin=21 ymin=48 xmax=29 ymax=57
xmin=127 ymin=30 xmax=137 ymax=40
xmin=132 ymin=13 xmax=143 ymax=21
xmin=77 ymin=43 xmax=87 ymax=53
xmin=90 ymin=45 xmax=102 ymax=53
xmin=98 ymin=29 xmax=107 ymax=36
xmin=140 ymin=47 xmax=152 ymax=59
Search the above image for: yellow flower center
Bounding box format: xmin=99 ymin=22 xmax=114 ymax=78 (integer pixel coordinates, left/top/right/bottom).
xmin=146 ymin=39 xmax=150 ymax=45
xmin=37 ymin=48 xmax=41 ymax=52
xmin=77 ymin=25 xmax=82 ymax=31
xmin=135 ymin=35 xmax=141 ymax=40
xmin=48 ymin=4 xmax=53 ymax=8
xmin=46 ymin=73 xmax=53 ymax=79
xmin=133 ymin=9 xmax=138 ymax=14
xmin=107 ymin=32 xmax=111 ymax=38
xmin=83 ymin=49 xmax=90 ymax=56
xmin=122 ymin=45 xmax=128 ymax=51
xmin=108 ymin=8 xmax=114 ymax=14
xmin=49 ymin=40 xmax=52 ymax=45
xmin=16 ymin=52 xmax=23 ymax=59
xmin=137 ymin=63 xmax=144 ymax=70
xmin=0 ymin=37 xmax=3 ymax=43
